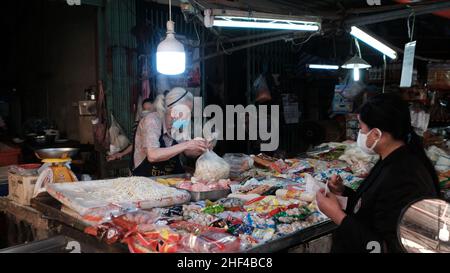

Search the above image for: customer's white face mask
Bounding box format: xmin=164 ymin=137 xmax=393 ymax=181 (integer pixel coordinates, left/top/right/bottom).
xmin=357 ymin=129 xmax=382 ymax=155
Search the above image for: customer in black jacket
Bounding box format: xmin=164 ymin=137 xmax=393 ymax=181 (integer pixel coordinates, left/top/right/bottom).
xmin=316 ymin=93 xmax=440 ymax=253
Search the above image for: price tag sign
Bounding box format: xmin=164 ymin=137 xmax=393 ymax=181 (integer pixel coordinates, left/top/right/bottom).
xmin=400 ymin=41 xmax=417 ymax=88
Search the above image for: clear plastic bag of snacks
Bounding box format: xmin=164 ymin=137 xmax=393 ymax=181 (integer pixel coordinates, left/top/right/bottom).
xmin=194 ymin=150 xmax=230 ymax=182
xmin=223 ymin=153 xmax=254 ymax=178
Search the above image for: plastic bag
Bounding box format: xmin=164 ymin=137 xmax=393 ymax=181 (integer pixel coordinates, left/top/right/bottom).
xmin=109 ymin=114 xmax=130 ymax=155
xmin=193 ymin=150 xmax=230 ymax=182
xmin=252 ymin=74 xmax=272 ymax=103
xmin=304 ymin=173 xmax=325 ymax=195
xmin=180 ymin=231 xmax=241 ymax=253
xmin=223 ymin=153 xmax=254 ymax=178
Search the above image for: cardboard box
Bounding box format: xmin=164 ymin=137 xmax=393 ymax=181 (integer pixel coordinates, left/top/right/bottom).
xmin=8 ymin=173 xmax=39 ymax=206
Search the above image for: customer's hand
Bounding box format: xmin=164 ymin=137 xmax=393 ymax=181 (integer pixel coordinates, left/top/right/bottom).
xmin=184 ymin=139 xmax=208 ymax=157
xmin=316 ymin=189 xmax=346 ymax=225
xmin=328 ymin=175 xmax=345 ymax=196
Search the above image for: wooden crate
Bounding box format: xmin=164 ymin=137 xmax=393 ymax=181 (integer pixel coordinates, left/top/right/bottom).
xmin=8 ymin=173 xmax=39 ymax=206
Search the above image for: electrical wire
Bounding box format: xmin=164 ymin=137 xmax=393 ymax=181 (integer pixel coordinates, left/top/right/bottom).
xmin=354 ymin=38 xmax=362 ymax=58
xmin=291 ymin=32 xmax=319 ymax=46
xmin=193 ymin=21 xmax=201 ymax=47
xmin=217 ymin=38 xmax=233 ymax=55
xmin=190 ymin=0 xmax=206 ymax=10
xmin=407 ymin=7 xmax=416 ymax=42
xmin=382 ymin=54 xmax=387 ymax=94
xmin=290 ymin=32 xmax=319 ymax=52
xmin=169 ymin=0 xmax=172 ymax=22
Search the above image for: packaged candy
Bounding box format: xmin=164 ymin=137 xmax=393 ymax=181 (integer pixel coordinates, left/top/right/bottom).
xmin=273 ymin=206 xmax=313 ymax=224
xmin=251 ymin=228 xmax=275 ymax=243
xmin=228 ymin=223 xmax=254 ymax=236
xmin=202 ymin=204 xmax=225 ymax=215
xmin=123 ymin=236 xmax=154 ymax=253
xmin=165 ymin=205 xmax=184 ymax=217
xmin=180 ymin=231 xmax=241 ymax=253
xmin=244 ymin=213 xmax=276 ymax=229
xmin=210 ymin=219 xmax=228 ymax=229
xmin=170 ymin=221 xmax=227 ymax=235
xmin=184 ymin=211 xmax=220 ymax=227
xmin=216 ymin=198 xmax=246 ymax=208
xmin=244 ymin=196 xmax=294 ymax=214
xmin=238 ymin=234 xmax=260 ymax=250
xmin=275 ymin=189 xmax=315 ymax=202
xmin=269 ymin=159 xmax=289 ymax=174
xmin=102 ymin=223 xmax=127 ymax=245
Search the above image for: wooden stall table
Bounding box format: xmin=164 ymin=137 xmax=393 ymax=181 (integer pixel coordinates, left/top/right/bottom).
xmin=0 ymin=197 xmax=53 ymax=247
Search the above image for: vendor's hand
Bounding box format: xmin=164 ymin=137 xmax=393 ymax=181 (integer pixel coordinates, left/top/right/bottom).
xmin=316 ymin=188 xmax=346 ymax=225
xmin=206 ymin=140 xmax=216 ymax=150
xmin=106 ymin=153 xmax=122 ymax=162
xmin=184 ymin=139 xmax=208 ymax=157
xmin=328 ymin=175 xmax=345 ymax=196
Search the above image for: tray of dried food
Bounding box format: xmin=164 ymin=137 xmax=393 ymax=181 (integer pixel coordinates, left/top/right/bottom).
xmin=46 ymin=176 xmax=191 ymax=217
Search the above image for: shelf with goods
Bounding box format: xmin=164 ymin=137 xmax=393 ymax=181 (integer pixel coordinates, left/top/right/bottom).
xmin=427 ymin=63 xmax=450 ymax=91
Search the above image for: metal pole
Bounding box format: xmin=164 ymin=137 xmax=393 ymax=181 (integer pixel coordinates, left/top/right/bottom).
xmin=200 ymin=30 xmax=295 ymax=48
xmin=345 ymin=1 xmax=450 ymax=27
xmin=193 ymin=33 xmax=306 ymax=63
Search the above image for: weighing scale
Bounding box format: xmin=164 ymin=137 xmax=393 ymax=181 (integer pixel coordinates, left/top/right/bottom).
xmin=33 ymin=148 xmax=79 ymax=197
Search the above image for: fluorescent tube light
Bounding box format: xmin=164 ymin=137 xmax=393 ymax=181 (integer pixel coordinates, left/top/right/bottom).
xmin=350 ymin=26 xmax=397 ymax=60
xmin=308 ymin=64 xmax=340 ymax=70
xmin=205 ymin=9 xmax=321 ymax=32
xmin=213 ymin=17 xmax=320 ymax=31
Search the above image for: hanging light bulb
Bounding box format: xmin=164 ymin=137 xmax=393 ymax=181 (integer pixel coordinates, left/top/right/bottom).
xmin=156 ymin=0 xmax=186 ymax=75
xmin=353 ymin=68 xmax=360 ymax=81
xmin=342 ymin=55 xmax=371 ymax=82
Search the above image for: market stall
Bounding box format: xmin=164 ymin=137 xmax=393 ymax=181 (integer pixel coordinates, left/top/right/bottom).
xmin=0 ymin=142 xmax=377 ymax=253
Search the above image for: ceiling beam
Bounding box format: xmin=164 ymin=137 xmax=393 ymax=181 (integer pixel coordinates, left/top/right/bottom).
xmin=344 ymin=1 xmax=450 ymax=27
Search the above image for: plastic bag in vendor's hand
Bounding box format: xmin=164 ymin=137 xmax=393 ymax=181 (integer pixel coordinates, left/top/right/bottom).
xmin=194 ymin=150 xmax=230 ymax=182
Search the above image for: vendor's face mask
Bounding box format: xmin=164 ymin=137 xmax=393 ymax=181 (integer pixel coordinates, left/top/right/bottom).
xmin=357 ymin=129 xmax=382 ymax=155
xmin=172 ymin=119 xmax=190 ymax=130
xmin=170 ymin=119 xmax=191 ymax=143
xmin=169 ymin=104 xmax=192 ymax=142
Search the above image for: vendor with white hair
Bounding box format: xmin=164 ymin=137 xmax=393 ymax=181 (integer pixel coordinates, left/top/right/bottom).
xmin=132 ymin=87 xmax=207 ymax=177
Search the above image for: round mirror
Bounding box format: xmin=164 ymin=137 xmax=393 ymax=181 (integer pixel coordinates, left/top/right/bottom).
xmin=398 ymin=198 xmax=450 ymax=253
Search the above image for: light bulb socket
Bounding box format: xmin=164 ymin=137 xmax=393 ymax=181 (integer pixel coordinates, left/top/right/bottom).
xmin=166 ymin=20 xmax=175 ymax=34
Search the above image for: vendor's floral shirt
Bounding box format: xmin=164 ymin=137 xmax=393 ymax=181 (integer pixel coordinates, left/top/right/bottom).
xmin=133 ymin=112 xmax=174 ymax=168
